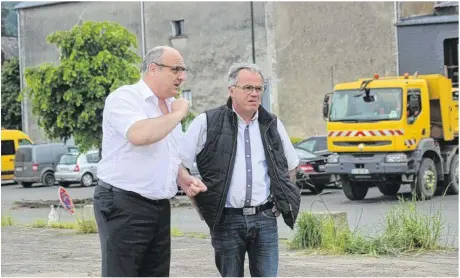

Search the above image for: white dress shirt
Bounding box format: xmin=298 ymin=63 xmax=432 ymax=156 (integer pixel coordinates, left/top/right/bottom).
xmin=97 ymin=79 xmax=182 ymax=200
xmin=180 ymin=109 xmax=299 ymax=208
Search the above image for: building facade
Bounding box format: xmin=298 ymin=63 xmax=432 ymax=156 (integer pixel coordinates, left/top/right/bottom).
xmin=15 ymin=1 xmax=454 ymax=142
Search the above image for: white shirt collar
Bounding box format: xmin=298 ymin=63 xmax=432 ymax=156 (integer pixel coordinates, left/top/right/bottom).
xmin=232 ymin=106 xmax=259 ymax=124
xmin=138 ymin=79 xmax=175 ymax=105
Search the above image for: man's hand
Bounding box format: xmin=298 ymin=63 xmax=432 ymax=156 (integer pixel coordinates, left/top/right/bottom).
xmin=177 ymin=165 xmax=207 ymax=198
xmin=180 ymin=175 xmax=207 ymax=197
xmin=171 ymin=98 xmax=189 ymax=119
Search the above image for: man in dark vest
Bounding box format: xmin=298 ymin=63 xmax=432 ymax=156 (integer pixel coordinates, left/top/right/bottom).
xmin=180 ymin=62 xmax=301 ymax=277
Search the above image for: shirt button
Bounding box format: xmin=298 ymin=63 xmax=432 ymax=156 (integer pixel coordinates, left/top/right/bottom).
xmin=248 ymin=169 xmax=251 ymax=172
xmin=247 ymin=184 xmax=251 ymax=187
xmin=246 ymin=200 xmax=250 ymax=203
xmin=247 ymin=155 xmax=250 ymax=157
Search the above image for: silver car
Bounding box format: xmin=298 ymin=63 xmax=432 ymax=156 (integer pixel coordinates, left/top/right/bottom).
xmin=55 ymin=150 xmax=100 ymax=187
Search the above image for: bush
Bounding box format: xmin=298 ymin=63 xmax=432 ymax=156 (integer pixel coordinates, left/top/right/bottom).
xmin=290 ymin=137 xmax=304 ymax=145
xmin=2 ymin=215 xmax=14 ymax=227
xmin=289 ymin=197 xmax=450 ymax=256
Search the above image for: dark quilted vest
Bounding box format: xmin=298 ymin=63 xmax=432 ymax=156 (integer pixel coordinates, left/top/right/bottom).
xmin=194 ymin=98 xmax=301 ymax=232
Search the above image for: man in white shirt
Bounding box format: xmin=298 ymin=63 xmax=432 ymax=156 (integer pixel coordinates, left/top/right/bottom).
xmin=94 ymin=46 xmax=207 ymax=277
xmin=180 ymin=63 xmax=301 ymax=277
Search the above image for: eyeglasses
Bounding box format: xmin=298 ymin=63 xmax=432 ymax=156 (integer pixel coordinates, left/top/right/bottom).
xmin=232 ymin=85 xmax=264 ymax=94
xmin=153 ymin=62 xmax=187 ymax=74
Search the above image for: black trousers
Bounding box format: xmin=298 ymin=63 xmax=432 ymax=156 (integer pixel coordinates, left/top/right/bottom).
xmin=93 ymin=182 xmax=171 ymax=277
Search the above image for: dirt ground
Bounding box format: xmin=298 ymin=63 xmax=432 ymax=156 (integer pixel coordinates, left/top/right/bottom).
xmin=1 ymin=226 xmax=458 ymax=277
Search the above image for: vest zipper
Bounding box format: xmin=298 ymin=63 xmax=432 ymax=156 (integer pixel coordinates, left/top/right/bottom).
xmin=212 ymin=118 xmax=238 ymax=232
xmin=264 ymin=119 xmax=295 ymax=221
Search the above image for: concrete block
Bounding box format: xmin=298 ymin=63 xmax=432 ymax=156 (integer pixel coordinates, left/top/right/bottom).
xmin=82 ymin=205 xmax=95 ymax=221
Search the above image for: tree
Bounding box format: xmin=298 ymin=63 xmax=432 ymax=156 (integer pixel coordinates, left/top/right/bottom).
xmin=22 ymin=21 xmax=141 ymax=152
xmin=1 ymin=57 xmax=22 ymax=130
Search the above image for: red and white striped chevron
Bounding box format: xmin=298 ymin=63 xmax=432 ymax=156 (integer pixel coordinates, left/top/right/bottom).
xmin=404 ymin=139 xmax=417 ymax=147
xmin=328 ymin=129 xmax=404 ymax=137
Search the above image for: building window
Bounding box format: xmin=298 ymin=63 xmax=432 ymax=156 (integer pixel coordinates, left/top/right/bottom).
xmin=171 ymin=20 xmax=185 ymax=37
xmin=443 ymin=38 xmax=458 ymax=87
xmin=182 ymin=90 xmax=192 ymax=107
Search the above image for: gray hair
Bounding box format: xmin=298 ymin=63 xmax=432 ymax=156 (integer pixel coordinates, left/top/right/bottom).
xmin=141 ymin=46 xmax=165 ymax=73
xmin=228 ymin=62 xmax=264 ymax=87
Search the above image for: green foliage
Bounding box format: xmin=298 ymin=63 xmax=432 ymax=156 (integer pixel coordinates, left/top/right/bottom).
xmin=1 ymin=57 xmax=22 ymax=130
xmin=289 ymin=198 xmax=449 ymax=256
xmin=290 ymin=137 xmax=304 ymax=145
xmin=175 ymin=89 xmax=196 ymax=131
xmin=1 ymin=215 xmax=14 ymax=227
xmin=22 ymin=21 xmax=141 ymax=152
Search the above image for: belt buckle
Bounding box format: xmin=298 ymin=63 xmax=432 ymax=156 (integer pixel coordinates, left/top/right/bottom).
xmin=242 ymin=207 xmax=256 ymax=215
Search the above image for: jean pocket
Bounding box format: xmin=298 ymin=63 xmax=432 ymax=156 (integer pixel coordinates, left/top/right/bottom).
xmin=261 ymin=208 xmax=277 ymax=219
xmin=94 ymin=186 xmax=114 ymax=220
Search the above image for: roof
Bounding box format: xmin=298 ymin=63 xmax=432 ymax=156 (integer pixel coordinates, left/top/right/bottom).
xmin=396 ymin=14 xmax=459 ymax=26
xmin=433 ymin=1 xmax=458 ymax=9
xmin=14 ymin=1 xmax=69 ymax=10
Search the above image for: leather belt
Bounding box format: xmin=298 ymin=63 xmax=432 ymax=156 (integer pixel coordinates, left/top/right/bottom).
xmin=223 ymin=202 xmax=274 ymax=216
xmin=97 ymin=180 xmax=168 ymax=205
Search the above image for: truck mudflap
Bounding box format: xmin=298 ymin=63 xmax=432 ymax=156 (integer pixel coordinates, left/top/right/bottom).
xmin=325 ymin=152 xmax=419 ymax=181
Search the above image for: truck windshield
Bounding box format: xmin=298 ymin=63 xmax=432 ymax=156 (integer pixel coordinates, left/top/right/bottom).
xmin=329 ymin=88 xmax=403 ymax=122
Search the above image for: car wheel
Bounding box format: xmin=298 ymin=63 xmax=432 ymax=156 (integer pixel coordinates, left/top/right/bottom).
xmin=42 ymin=171 xmax=55 ymax=187
xmin=81 ymin=173 xmax=94 ymax=187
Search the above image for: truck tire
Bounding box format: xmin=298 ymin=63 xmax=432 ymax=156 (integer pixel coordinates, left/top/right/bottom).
xmin=446 ymin=154 xmax=459 ymax=195
xmin=377 ymin=183 xmax=400 ymax=196
xmin=342 ymin=178 xmax=368 ymax=200
xmin=411 ymin=157 xmax=437 ymax=200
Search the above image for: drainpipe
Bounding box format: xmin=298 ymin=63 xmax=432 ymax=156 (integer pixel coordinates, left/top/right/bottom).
xmin=250 ymin=1 xmax=256 ymax=63
xmin=17 ymin=9 xmax=28 ymax=134
xmin=393 ymin=1 xmax=400 ymax=75
xmin=140 ymin=1 xmax=146 ymax=57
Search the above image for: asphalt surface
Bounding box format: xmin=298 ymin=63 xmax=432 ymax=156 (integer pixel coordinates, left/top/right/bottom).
xmin=2 ymin=226 xmax=458 ymax=277
xmin=1 ymin=182 xmax=459 ymax=246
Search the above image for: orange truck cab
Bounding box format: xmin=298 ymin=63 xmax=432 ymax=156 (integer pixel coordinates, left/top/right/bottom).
xmin=323 ymin=73 xmax=458 ymax=201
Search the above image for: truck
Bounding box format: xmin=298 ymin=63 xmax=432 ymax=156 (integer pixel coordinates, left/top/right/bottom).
xmin=323 ymin=73 xmax=458 ymax=201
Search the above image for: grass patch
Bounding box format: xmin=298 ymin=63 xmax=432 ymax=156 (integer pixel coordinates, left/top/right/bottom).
xmin=2 ymin=215 xmax=14 ymax=227
xmin=171 ymin=227 xmax=185 ymax=237
xmin=75 ymin=219 xmax=98 ymax=234
xmin=30 ymin=219 xmax=47 ymax=228
xmin=289 ymin=197 xmax=453 ymax=256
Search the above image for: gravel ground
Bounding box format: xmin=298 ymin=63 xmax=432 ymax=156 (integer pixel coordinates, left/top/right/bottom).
xmin=1 ymin=226 xmax=458 ymax=277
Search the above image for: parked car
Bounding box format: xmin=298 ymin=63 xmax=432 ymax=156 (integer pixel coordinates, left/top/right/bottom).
xmin=1 ymin=129 xmax=33 ymax=182
xmin=295 ymin=135 xmax=329 ymax=157
xmin=55 ymin=150 xmax=100 ymax=187
xmin=14 ymin=143 xmax=77 ymax=188
xmin=294 ymin=147 xmax=332 ymax=194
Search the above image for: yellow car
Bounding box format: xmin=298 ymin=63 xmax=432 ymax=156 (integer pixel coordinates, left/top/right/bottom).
xmin=1 ymin=129 xmax=33 ymax=182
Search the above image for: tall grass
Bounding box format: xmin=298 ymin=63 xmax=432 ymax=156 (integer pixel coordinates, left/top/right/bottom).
xmin=289 ymin=197 xmax=450 ymax=256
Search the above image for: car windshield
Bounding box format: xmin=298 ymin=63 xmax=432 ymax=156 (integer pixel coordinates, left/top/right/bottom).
xmin=59 ymin=154 xmax=78 ymax=165
xmin=294 ymin=148 xmax=316 ymax=160
xmin=329 ymin=88 xmax=402 ymax=122
xmin=296 ymin=137 xmax=327 ymax=153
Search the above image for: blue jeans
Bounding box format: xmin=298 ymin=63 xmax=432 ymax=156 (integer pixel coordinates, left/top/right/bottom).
xmin=210 ymin=207 xmax=279 ymax=277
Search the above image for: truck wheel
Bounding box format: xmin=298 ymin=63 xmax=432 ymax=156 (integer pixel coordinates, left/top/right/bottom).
xmin=342 ymin=178 xmax=368 ymax=200
xmin=446 ymin=154 xmax=459 ymax=195
xmin=411 ymin=158 xmax=437 ymax=200
xmin=377 ymin=183 xmax=400 ymax=196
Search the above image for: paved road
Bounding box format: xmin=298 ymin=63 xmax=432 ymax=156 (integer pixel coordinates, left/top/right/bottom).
xmin=2 ymin=182 xmax=458 ymax=246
